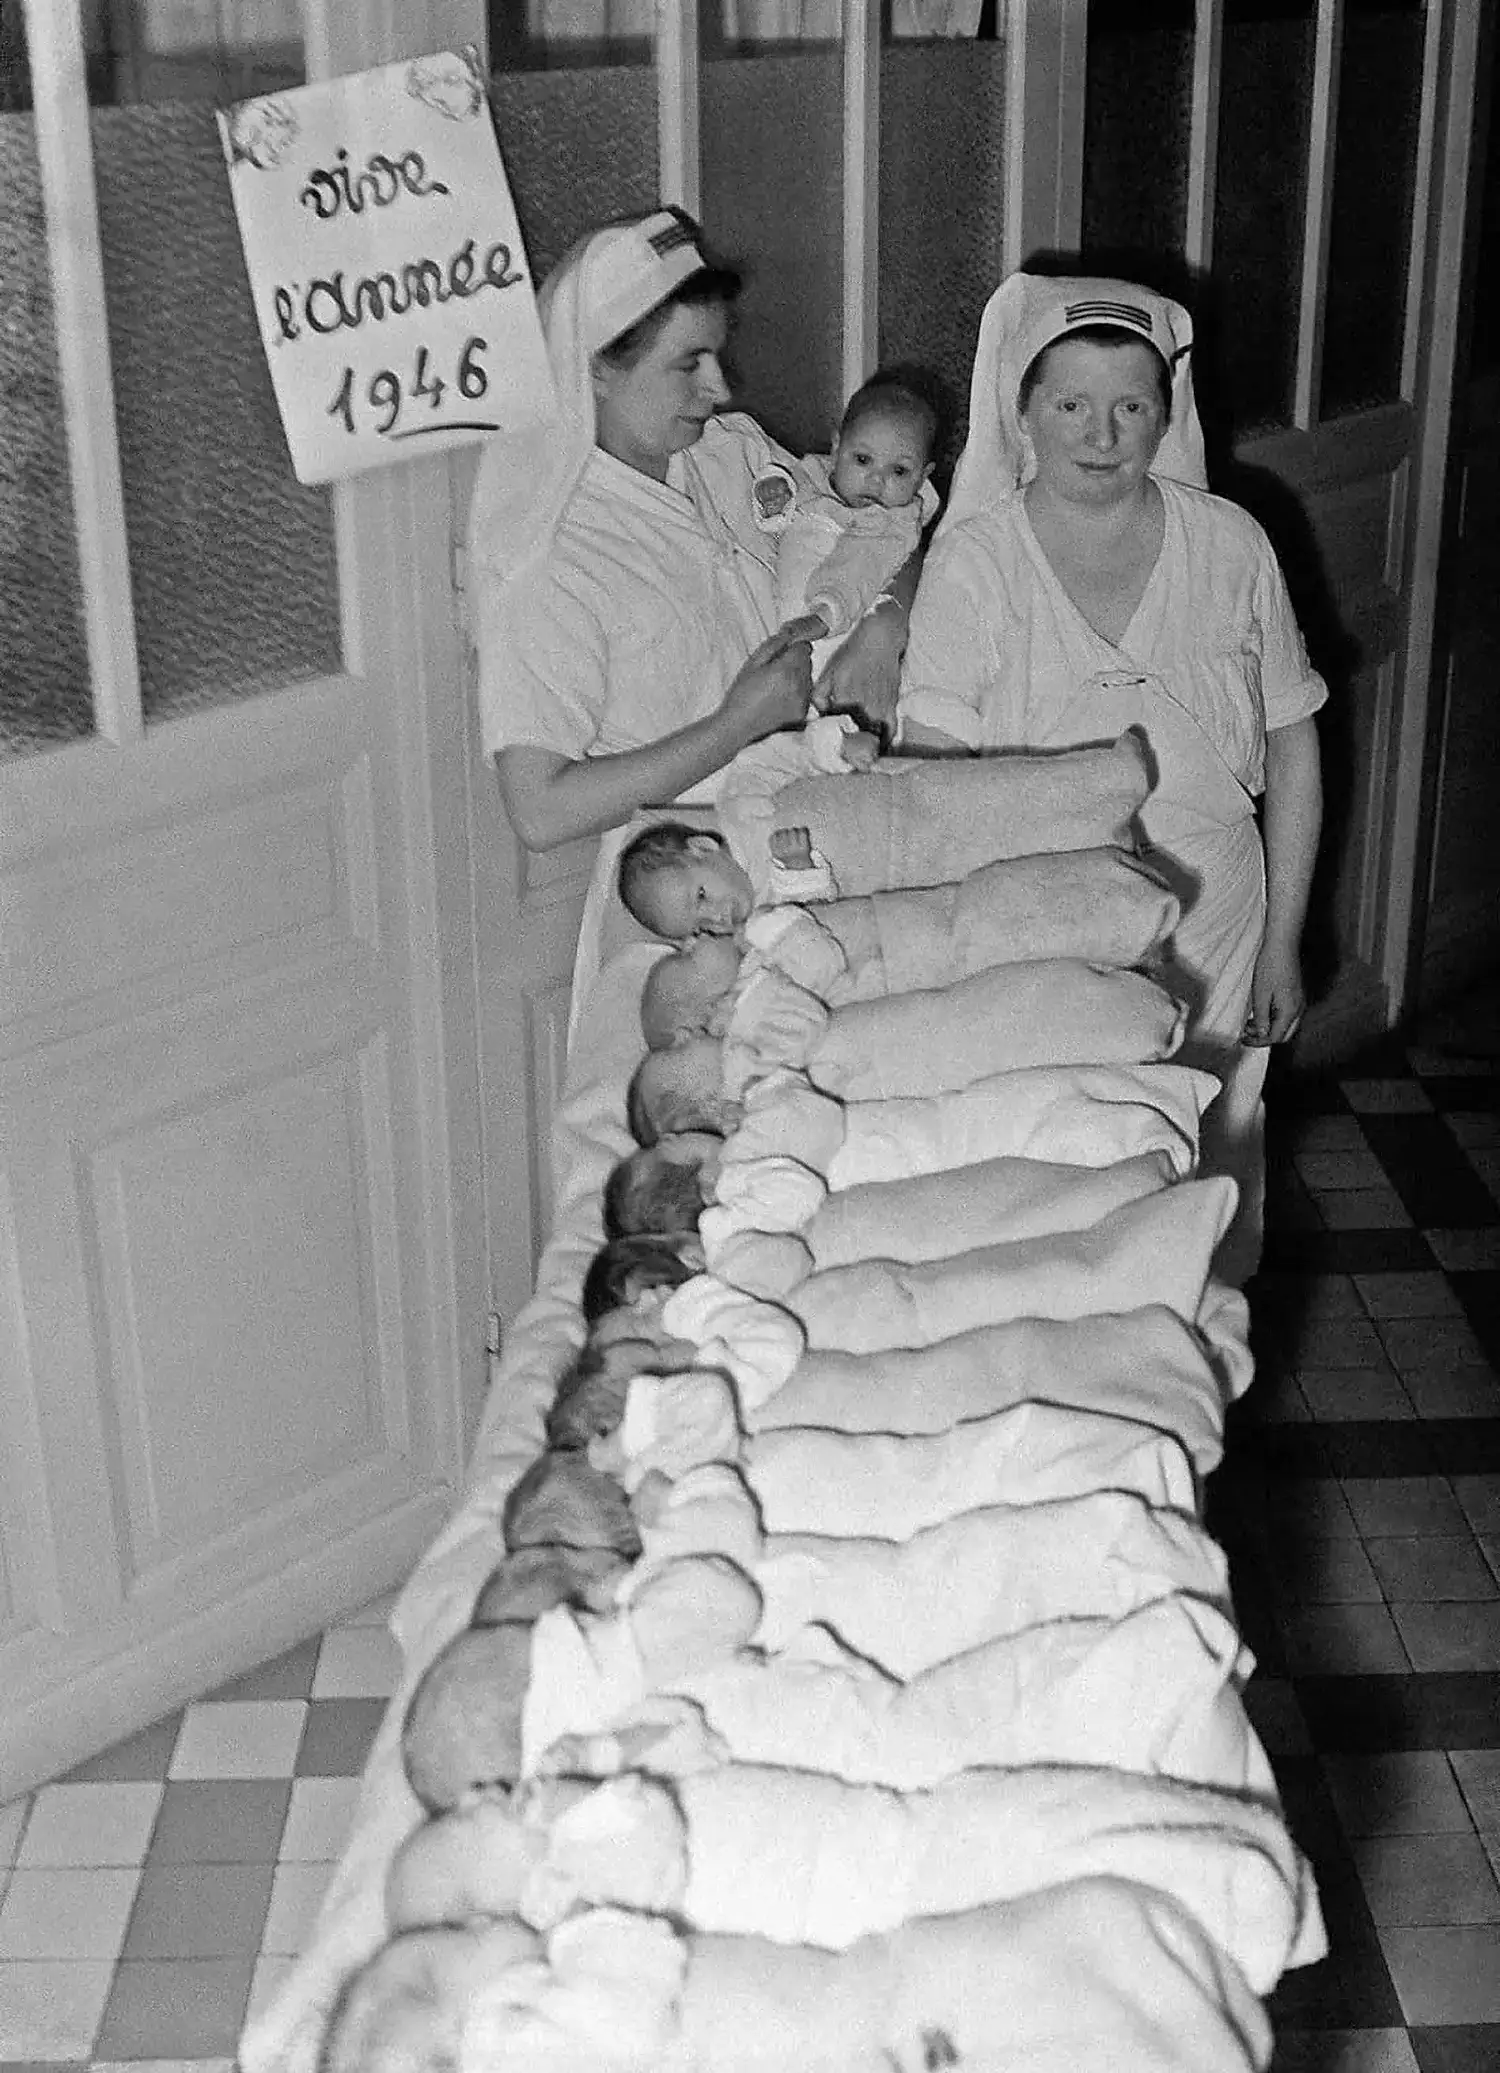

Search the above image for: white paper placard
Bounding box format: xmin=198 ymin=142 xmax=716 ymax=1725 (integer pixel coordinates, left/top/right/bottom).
xmin=217 ymin=47 xmax=556 ymax=485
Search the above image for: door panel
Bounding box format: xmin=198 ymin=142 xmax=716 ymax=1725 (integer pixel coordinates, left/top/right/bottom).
xmin=1420 ymin=8 xmax=1500 ymax=1006
xmin=1081 ymin=0 xmax=1463 ymax=1057
xmin=1425 ymin=380 xmax=1500 ymax=997
xmin=0 ymin=0 xmax=493 ymax=1795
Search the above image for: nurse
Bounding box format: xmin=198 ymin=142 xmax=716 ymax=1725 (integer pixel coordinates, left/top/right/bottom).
xmin=898 ymin=272 xmax=1326 ymax=1278
xmin=466 ymin=207 xmax=910 ymax=857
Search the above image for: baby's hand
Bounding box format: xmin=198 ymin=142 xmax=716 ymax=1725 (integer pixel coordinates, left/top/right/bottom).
xmin=769 ymin=825 xmax=815 ymax=871
xmin=838 ymin=728 xmax=879 ymax=772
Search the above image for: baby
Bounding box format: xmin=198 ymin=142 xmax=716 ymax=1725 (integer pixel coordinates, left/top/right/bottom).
xmin=628 ymin=946 xmax=1186 ymax=1134
xmin=617 ymin=730 xmax=1156 ymax=943
xmin=628 ymin=1040 xmax=746 ymax=1146
xmin=639 ymin=933 xmax=829 ymax=1080
xmin=639 ymin=849 xmax=1185 ymax=1049
xmin=316 ymin=1918 xmax=543 ymax=2073
xmin=773 ymin=368 xmax=940 ymax=682
xmin=550 ymin=1239 xmax=710 ymax=1450
xmin=601 ymin=1131 xmax=723 ymax=1240
xmin=579 ymin=1232 xmax=702 ymax=1323
xmin=629 ymin=1040 xmax=742 ymax=1148
xmin=619 ymin=821 xmax=839 ymax=939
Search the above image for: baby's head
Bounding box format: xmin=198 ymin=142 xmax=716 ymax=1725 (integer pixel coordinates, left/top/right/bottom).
xmin=472 ymin=1542 xmax=628 ymax=1625
xmin=580 ymin=1232 xmax=701 ymax=1323
xmin=601 ymin=1132 xmax=722 ymax=1238
xmin=829 ymin=370 xmax=939 ymax=511
xmin=501 ymin=1449 xmax=642 ymax=1563
xmin=400 ymin=1622 xmax=537 ymax=1811
xmin=545 ymin=1321 xmax=698 ymax=1453
xmin=627 ymin=1037 xmax=737 ymax=1147
xmin=640 ymin=935 xmax=745 ymax=1049
xmin=618 ymin=823 xmax=754 ymax=940
xmin=318 ymin=1920 xmax=542 ymax=2073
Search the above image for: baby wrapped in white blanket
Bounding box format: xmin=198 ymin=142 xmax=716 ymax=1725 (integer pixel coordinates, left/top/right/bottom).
xmin=716 ymin=730 xmax=1156 ymax=904
xmin=755 ymin=1300 xmax=1243 ymax=1473
xmin=332 ymin=1883 xmax=1280 ymax=2073
xmin=700 ymin=1064 xmax=1219 ymax=1253
xmin=688 ymin=1070 xmax=1211 ymax=1273
xmin=628 ymin=1457 xmax=1228 ymax=1671
xmin=636 ymin=844 xmax=1181 ymax=1050
xmin=522 ymin=1572 xmax=1267 ymax=1797
xmin=609 ymin=733 xmax=1155 ymax=953
xmin=655 ymin=1169 xmax=1236 ymax=1385
xmin=633 ymin=964 xmax=1185 ymax=1125
xmin=388 ymin=1763 xmax=1319 ymax=1994
xmin=739 ymin=845 xmax=1182 ymax=1001
xmin=610 ymin=1369 xmax=1200 ymax=1529
xmin=785 ymin=1173 xmax=1236 ymax=1352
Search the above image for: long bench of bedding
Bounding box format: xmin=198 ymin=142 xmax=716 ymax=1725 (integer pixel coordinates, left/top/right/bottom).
xmin=240 ymin=759 xmax=1324 ymax=2073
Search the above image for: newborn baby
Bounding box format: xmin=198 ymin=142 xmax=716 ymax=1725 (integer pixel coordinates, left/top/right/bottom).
xmin=602 ymin=1132 xmax=724 ymax=1240
xmin=641 ymin=935 xmax=752 ymax=1049
xmin=629 ymin=935 xmax=1188 ymax=1133
xmin=621 ymin=824 xmax=840 ymax=940
xmin=335 ymin=1890 xmax=1279 ymax=2073
xmin=639 ymin=849 xmax=1184 ymax=1048
xmin=617 ymin=730 xmax=1156 ymax=941
xmin=382 ymin=1763 xmax=1313 ymax=1994
xmin=317 ymin=1917 xmax=544 ymax=2073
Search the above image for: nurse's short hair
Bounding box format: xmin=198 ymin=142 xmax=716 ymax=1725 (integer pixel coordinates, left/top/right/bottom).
xmin=1017 ymin=324 xmax=1173 ymax=421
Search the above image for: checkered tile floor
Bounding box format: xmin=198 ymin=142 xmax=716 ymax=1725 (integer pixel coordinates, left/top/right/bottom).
xmin=3 ymin=991 xmax=1500 ymax=2071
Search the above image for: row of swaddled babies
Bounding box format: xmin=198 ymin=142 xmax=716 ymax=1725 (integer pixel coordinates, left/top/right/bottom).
xmin=316 ymin=745 xmax=1275 ymax=2068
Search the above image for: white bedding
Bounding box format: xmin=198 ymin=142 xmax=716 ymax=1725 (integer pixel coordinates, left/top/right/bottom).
xmin=240 ymin=859 xmax=1322 ymax=2073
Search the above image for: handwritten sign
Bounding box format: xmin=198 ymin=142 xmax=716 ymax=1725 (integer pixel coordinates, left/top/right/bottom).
xmin=217 ymin=48 xmax=556 ymax=484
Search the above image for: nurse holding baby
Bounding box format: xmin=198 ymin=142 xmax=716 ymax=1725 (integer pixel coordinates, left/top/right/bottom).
xmin=465 ymin=206 xmax=907 ymax=859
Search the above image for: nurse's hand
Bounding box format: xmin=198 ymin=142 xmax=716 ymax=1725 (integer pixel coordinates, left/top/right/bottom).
xmin=722 ymin=622 xmax=816 ymax=742
xmin=815 ymin=594 xmax=904 ymax=738
xmin=1245 ymin=933 xmax=1306 ymax=1046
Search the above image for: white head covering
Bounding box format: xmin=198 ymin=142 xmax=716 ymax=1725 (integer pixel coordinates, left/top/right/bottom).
xmin=939 ymin=271 xmax=1208 ymax=541
xmin=466 ymin=207 xmax=713 ymax=596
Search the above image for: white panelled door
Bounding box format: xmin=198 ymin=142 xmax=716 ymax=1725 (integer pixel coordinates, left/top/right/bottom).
xmin=0 ymin=0 xmax=514 ymax=1796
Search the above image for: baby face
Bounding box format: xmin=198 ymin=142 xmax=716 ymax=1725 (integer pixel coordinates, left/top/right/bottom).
xmin=642 ymin=836 xmax=755 ymax=940
xmin=830 ymin=405 xmax=934 ymax=511
xmin=642 ymin=935 xmax=745 ymax=1048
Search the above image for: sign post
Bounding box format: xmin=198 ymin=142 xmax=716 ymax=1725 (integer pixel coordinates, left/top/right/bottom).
xmin=217 ymin=47 xmax=556 ymax=485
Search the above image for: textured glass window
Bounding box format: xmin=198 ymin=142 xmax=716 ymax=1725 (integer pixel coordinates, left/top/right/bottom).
xmin=1 ymin=4 xmax=94 ymax=758
xmin=91 ymin=101 xmax=342 ymax=723
xmin=487 ymin=66 xmax=658 ymax=283
xmin=701 ymin=53 xmax=843 ymax=455
xmin=879 ymin=43 xmax=1007 ymax=482
xmin=1319 ymin=0 xmax=1425 ymax=419
xmin=1213 ymin=0 xmax=1313 ymax=436
xmin=1081 ymin=0 xmax=1193 ymax=274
